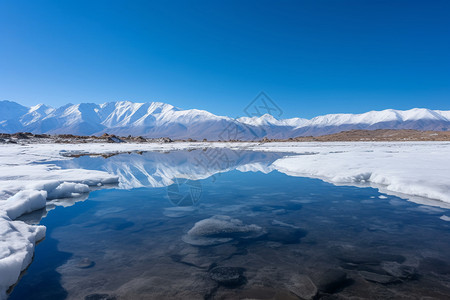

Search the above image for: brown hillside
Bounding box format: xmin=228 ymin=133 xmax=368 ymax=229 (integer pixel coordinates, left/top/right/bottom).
xmin=277 ymin=129 xmax=450 ymax=142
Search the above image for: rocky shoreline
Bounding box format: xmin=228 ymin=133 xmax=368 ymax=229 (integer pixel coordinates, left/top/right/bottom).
xmin=1 ymin=129 xmax=450 ymax=145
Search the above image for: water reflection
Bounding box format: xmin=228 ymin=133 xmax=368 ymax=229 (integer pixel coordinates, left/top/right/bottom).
xmin=10 ymin=150 xmax=450 ymax=299
xmin=51 ymin=149 xmax=291 ymax=189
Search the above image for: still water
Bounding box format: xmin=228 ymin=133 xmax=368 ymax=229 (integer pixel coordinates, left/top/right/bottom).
xmin=10 ymin=150 xmax=450 ymax=299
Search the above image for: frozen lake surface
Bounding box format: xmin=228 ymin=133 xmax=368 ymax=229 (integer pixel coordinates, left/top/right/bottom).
xmin=8 ymin=149 xmax=450 ymax=299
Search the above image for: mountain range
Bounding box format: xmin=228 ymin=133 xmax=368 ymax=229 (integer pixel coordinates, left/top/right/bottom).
xmin=1 ymin=100 xmax=449 ymax=140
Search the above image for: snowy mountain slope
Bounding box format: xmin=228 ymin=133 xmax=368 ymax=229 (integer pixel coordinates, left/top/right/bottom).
xmin=288 ymin=108 xmax=450 ymax=136
xmin=238 ymin=114 xmax=308 ymax=127
xmin=0 ymin=101 xmax=30 ymax=133
xmin=0 ymin=100 xmax=449 ymax=139
xmin=24 ymin=103 xmax=106 ymax=135
xmin=20 ymin=104 xmax=55 ymax=126
xmin=436 ymin=110 xmax=450 ymax=120
xmin=0 ymin=101 xmax=29 ymax=121
xmin=238 ymin=108 xmax=450 ymax=138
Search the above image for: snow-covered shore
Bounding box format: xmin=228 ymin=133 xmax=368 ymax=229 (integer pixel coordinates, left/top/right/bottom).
xmin=1 ymin=141 xmax=450 ymax=297
xmin=0 ymin=144 xmax=121 ymax=298
xmin=256 ymin=142 xmax=450 ymax=204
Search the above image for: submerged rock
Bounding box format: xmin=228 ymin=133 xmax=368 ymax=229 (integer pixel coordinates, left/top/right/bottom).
xmin=359 ymin=270 xmax=400 ymax=284
xmin=381 ymin=262 xmax=416 ymax=280
xmin=221 ymin=286 xmax=299 ymax=300
xmin=285 ymin=274 xmax=317 ymax=299
xmin=84 ymin=294 xmax=116 ymax=300
xmin=76 ymin=258 xmax=95 ymax=269
xmin=183 ymin=215 xmax=264 ymax=246
xmin=266 ymin=227 xmax=307 ymax=244
xmin=209 ymin=266 xmax=246 ymax=287
xmin=312 ymin=269 xmax=349 ymax=293
xmin=169 ymin=244 xmax=239 ymax=269
xmin=337 ymin=251 xmax=405 ymax=265
xmin=188 ymin=215 xmax=263 ymax=237
xmin=182 ymin=235 xmax=233 ymax=246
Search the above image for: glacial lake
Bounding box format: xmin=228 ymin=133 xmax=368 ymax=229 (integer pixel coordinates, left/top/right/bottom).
xmin=9 ymin=149 xmax=450 ymax=299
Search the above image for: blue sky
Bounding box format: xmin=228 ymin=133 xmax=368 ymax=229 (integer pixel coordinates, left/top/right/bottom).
xmin=0 ymin=0 xmax=449 ymax=118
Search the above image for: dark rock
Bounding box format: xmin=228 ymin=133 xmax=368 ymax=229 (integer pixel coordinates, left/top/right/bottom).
xmin=209 ymin=266 xmax=246 ymax=287
xmin=57 ymin=134 xmax=78 ymax=139
xmin=84 ymin=294 xmax=116 ymax=300
xmin=312 ymin=269 xmax=349 ymax=293
xmin=337 ymin=251 xmax=405 ymax=265
xmin=12 ymin=132 xmax=29 ymax=139
xmin=234 ymin=287 xmax=298 ymax=300
xmin=107 ymin=136 xmax=125 ymax=143
xmin=351 ymin=263 xmax=386 ymax=274
xmin=359 ymin=270 xmax=400 ymax=284
xmin=135 ymin=136 xmax=147 ymax=142
xmin=320 ymin=295 xmax=347 ymax=300
xmin=161 ymin=137 xmax=173 ymax=143
xmin=381 ymin=262 xmax=416 ymax=280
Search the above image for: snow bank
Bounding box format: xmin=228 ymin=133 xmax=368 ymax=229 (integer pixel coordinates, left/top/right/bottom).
xmin=46 ymin=182 xmax=89 ymax=199
xmin=3 ymin=190 xmax=47 ymax=220
xmin=0 ymin=179 xmax=118 ymax=298
xmin=270 ymin=142 xmax=450 ymax=203
xmin=0 ymin=145 xmax=120 ymax=297
xmin=0 ymin=214 xmax=45 ymax=299
xmin=0 ymin=182 xmax=117 ymax=298
xmin=0 ymin=164 xmax=119 ymax=201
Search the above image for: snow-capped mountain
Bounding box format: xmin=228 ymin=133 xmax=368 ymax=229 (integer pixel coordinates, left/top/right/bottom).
xmin=0 ymin=100 xmax=449 ymax=140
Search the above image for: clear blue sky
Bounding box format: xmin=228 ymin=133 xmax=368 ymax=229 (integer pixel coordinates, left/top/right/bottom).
xmin=0 ymin=0 xmax=449 ymax=118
